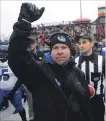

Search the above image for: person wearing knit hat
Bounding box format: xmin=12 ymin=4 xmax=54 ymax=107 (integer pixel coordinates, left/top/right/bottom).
xmin=8 ymin=3 xmax=93 ymax=121
xmin=46 ymin=32 xmax=76 ymax=65
xmin=49 ymin=32 xmax=72 ymax=49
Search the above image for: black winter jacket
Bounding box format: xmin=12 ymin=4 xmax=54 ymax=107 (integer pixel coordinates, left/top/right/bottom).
xmin=8 ymin=21 xmax=93 ymax=121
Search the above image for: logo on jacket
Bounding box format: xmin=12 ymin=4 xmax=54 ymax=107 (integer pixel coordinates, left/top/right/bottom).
xmin=93 ymin=77 xmax=100 ymax=81
xmin=91 ymin=72 xmax=101 ymax=82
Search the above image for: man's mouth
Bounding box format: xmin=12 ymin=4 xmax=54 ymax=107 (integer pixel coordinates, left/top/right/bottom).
xmin=56 ymin=57 xmax=65 ymax=60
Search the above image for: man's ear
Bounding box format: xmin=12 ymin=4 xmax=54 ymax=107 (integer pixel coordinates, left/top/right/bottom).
xmin=91 ymin=40 xmax=95 ymax=47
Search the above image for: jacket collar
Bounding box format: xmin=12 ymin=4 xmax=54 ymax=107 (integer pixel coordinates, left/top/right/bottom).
xmin=39 ymin=57 xmax=76 ymax=100
xmin=48 ymin=57 xmax=76 ymax=70
xmin=63 ymin=57 xmax=76 ymax=70
xmin=40 ymin=59 xmax=68 ymax=102
xmin=80 ymin=53 xmax=95 ymax=63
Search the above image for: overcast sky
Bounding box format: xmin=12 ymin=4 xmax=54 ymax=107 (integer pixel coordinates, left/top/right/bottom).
xmin=0 ymin=0 xmax=105 ymax=37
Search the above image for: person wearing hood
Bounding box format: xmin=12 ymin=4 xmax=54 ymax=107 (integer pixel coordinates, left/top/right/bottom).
xmin=8 ymin=2 xmax=93 ymax=121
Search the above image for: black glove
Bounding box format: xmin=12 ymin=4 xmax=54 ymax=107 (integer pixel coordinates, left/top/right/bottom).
xmin=18 ymin=2 xmax=45 ymax=22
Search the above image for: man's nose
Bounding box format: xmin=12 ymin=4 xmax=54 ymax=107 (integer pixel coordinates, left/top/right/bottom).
xmin=57 ymin=48 xmax=63 ymax=54
xmin=80 ymin=43 xmax=84 ymax=48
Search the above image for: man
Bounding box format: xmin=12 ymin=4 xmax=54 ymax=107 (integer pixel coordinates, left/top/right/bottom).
xmin=75 ymin=33 xmax=105 ymax=121
xmin=8 ymin=3 xmax=93 ymax=121
xmin=0 ymin=44 xmax=27 ymax=121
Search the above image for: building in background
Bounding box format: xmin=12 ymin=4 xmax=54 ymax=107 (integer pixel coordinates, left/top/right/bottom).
xmin=92 ymin=7 xmax=105 ymax=41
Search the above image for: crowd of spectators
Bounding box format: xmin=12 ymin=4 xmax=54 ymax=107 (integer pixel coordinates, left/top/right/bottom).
xmin=29 ymin=22 xmax=105 ymax=52
xmin=0 ymin=21 xmax=105 ymax=53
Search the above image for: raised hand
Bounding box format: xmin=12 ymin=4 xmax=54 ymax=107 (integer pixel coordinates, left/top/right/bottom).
xmin=18 ymin=2 xmax=45 ymax=22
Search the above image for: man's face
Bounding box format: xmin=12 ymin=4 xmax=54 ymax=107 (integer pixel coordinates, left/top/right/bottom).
xmin=51 ymin=43 xmax=71 ymax=65
xmin=77 ymin=38 xmax=94 ymax=54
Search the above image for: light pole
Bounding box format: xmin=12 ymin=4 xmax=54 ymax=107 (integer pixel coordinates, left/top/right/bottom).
xmin=80 ymin=0 xmax=82 ymax=19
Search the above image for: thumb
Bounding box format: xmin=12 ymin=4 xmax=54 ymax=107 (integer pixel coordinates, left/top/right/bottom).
xmin=34 ymin=7 xmax=45 ymax=21
xmin=39 ymin=7 xmax=45 ymax=16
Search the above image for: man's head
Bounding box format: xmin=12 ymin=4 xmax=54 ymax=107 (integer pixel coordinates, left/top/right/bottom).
xmin=0 ymin=45 xmax=8 ymax=62
xmin=75 ymin=33 xmax=95 ymax=56
xmin=49 ymin=32 xmax=74 ymax=65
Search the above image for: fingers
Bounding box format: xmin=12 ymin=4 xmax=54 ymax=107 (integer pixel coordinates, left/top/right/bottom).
xmin=19 ymin=2 xmax=45 ymax=22
xmin=40 ymin=7 xmax=45 ymax=16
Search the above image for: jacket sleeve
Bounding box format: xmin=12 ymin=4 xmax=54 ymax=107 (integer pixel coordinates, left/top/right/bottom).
xmin=8 ymin=20 xmax=40 ymax=90
xmin=75 ymin=68 xmax=93 ymax=121
xmin=74 ymin=67 xmax=90 ymax=98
